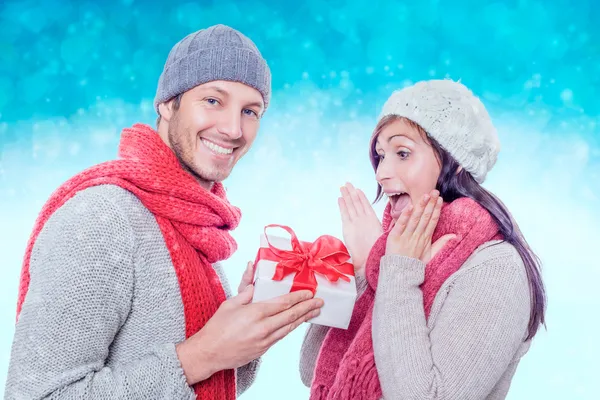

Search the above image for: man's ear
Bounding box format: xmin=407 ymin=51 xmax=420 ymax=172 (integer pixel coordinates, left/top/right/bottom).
xmin=158 ymin=102 xmax=174 ymax=122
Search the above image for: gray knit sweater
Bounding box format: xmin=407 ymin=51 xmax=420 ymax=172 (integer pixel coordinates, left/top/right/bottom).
xmin=300 ymin=241 xmax=532 ymax=399
xmin=4 ymin=184 xmax=259 ymax=400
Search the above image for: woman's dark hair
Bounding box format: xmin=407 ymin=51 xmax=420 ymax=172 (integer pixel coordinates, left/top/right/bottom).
xmin=369 ymin=115 xmax=546 ymax=340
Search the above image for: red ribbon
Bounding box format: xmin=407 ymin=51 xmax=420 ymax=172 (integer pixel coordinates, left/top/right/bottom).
xmin=254 ymin=224 xmax=354 ymax=295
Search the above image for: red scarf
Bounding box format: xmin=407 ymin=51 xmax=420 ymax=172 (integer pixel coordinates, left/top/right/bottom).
xmin=16 ymin=123 xmax=239 ymax=400
xmin=310 ymin=198 xmax=502 ymax=399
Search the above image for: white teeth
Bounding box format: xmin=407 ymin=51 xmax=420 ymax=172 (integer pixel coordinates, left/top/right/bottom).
xmin=202 ymin=139 xmax=233 ymax=155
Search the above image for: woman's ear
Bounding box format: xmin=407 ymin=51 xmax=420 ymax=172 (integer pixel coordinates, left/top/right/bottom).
xmin=455 ymin=166 xmax=463 ymax=175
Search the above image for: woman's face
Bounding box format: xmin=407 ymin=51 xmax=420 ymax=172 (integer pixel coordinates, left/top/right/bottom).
xmin=374 ymin=118 xmax=442 ymax=221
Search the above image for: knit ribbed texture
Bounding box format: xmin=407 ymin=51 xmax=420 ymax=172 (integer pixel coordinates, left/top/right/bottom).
xmin=379 ymin=79 xmax=500 ymax=183
xmin=300 ymin=235 xmax=532 ymax=399
xmin=9 ymin=124 xmax=245 ymax=399
xmin=154 ymin=24 xmax=271 ymax=112
xmin=5 ymin=184 xmax=260 ymax=399
xmin=309 ymin=198 xmax=504 ymax=400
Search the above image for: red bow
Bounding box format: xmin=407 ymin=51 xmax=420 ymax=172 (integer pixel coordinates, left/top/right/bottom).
xmin=255 ymin=225 xmax=354 ymax=294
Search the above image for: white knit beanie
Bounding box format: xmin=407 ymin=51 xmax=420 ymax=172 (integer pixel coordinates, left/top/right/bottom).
xmin=378 ymin=79 xmax=500 ymax=183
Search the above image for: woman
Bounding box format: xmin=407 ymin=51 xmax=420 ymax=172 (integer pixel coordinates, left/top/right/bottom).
xmin=299 ymin=79 xmax=546 ymax=399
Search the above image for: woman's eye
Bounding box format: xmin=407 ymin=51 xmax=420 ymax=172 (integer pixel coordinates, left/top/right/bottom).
xmin=397 ymin=150 xmax=410 ymax=159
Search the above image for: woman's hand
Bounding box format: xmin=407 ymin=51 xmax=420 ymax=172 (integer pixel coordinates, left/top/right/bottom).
xmin=385 ymin=190 xmax=456 ymax=263
xmin=339 ymin=182 xmax=383 ymax=276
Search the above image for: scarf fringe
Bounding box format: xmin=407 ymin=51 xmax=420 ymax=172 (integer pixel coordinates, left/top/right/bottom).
xmin=310 ymin=352 xmax=381 ymax=400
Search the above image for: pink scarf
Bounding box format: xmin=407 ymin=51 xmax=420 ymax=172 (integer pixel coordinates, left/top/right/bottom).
xmin=310 ymin=197 xmax=502 ymax=399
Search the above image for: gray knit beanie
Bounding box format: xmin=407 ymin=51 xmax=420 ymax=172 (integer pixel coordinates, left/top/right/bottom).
xmin=378 ymin=79 xmax=500 ymax=183
xmin=154 ymin=24 xmax=271 ymax=113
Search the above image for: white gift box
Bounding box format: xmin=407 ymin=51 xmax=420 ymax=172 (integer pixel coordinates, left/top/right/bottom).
xmin=251 ymin=231 xmax=357 ymax=330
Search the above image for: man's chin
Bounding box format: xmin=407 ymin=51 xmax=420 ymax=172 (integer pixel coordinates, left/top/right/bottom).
xmin=189 ymin=166 xmax=232 ymax=185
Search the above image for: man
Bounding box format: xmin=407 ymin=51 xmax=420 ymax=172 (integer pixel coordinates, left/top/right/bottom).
xmin=5 ymin=24 xmax=323 ymax=399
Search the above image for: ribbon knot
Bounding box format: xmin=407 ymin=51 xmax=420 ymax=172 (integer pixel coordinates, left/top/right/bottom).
xmin=255 ymin=224 xmax=354 ymax=295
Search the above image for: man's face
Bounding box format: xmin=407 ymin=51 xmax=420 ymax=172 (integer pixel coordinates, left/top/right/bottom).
xmin=161 ymin=80 xmax=264 ymax=186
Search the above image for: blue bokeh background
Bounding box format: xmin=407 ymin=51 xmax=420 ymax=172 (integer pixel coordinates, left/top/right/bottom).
xmin=1 ymin=0 xmax=599 ymax=398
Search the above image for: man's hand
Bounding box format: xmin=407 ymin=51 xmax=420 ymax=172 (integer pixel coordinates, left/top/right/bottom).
xmin=238 ymin=261 xmax=255 ymax=294
xmin=176 ymin=285 xmax=323 ymax=385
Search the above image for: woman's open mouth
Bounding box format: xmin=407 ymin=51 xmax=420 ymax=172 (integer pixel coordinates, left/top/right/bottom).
xmin=388 ymin=192 xmax=411 ymax=218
